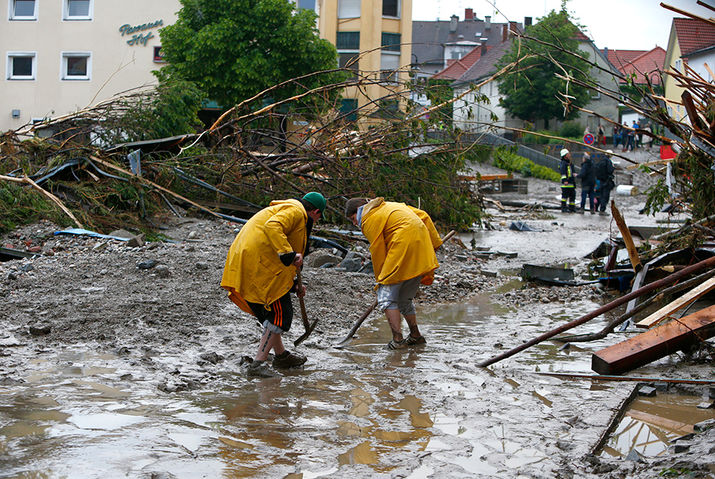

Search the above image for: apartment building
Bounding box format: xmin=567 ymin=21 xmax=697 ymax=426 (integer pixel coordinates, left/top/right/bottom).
xmin=2 ymin=0 xmax=180 ymax=132
xmin=318 ymin=0 xmax=412 ymax=119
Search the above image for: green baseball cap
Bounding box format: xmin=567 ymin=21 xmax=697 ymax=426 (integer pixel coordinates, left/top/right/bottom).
xmin=302 ymin=192 xmax=326 ymax=214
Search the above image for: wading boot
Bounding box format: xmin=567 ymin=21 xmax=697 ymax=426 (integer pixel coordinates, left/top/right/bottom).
xmin=246 ymin=360 xmax=276 ymax=378
xmin=272 ymin=350 xmax=307 ymax=369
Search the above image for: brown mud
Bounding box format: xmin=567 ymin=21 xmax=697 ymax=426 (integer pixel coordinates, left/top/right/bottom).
xmin=1 ymin=150 xmax=713 ymax=478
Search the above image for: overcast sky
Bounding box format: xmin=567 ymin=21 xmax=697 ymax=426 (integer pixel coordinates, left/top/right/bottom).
xmin=412 ymin=0 xmax=715 ymax=51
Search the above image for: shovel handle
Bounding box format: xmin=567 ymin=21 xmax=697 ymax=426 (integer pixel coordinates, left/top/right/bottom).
xmin=296 ymin=270 xmax=309 ymax=329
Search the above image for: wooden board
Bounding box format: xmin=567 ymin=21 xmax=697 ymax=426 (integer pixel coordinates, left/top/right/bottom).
xmin=611 ymin=202 xmax=642 ymax=272
xmin=592 ymin=304 xmax=715 ymax=375
xmin=635 ymin=276 xmax=715 ymax=328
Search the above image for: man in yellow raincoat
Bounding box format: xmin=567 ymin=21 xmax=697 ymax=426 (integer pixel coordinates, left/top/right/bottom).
xmin=344 ymin=197 xmax=442 ymax=349
xmin=222 ymin=192 xmax=326 ymax=375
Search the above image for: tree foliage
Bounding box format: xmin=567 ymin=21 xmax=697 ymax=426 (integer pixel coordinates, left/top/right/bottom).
xmin=496 ymin=8 xmax=592 ymax=123
xmin=158 ymin=0 xmax=345 ymax=110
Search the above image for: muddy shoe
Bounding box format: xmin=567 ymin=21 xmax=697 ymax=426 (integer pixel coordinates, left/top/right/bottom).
xmin=387 ymin=339 xmax=407 ymax=350
xmin=405 ymin=335 xmax=426 ymax=346
xmin=246 ymin=360 xmax=276 ymax=378
xmin=272 ymin=350 xmax=307 ymax=369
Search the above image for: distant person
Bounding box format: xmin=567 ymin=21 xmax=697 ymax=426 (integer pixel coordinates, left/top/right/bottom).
xmin=221 ymin=192 xmax=326 ymax=377
xmin=595 ymin=150 xmax=616 ymax=216
xmin=633 ymin=119 xmax=641 ymax=148
xmin=624 ymin=123 xmax=635 ymax=152
xmin=642 ymin=123 xmax=653 ymax=150
xmin=344 ymin=197 xmax=442 ymax=349
xmin=577 ymin=152 xmax=596 ymax=214
xmin=613 ymin=124 xmax=622 ymax=149
xmin=559 ymin=149 xmax=577 ymax=213
xmin=597 ymin=124 xmax=606 ymax=147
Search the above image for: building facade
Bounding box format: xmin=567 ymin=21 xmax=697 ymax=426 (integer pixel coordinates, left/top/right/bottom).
xmin=2 ymin=0 xmax=179 ymax=132
xmin=318 ymin=0 xmax=412 ymax=119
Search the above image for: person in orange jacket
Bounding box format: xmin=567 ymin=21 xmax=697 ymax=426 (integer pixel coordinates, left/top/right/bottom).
xmin=344 ymin=197 xmax=442 ymax=349
xmin=222 ymin=192 xmax=326 ymax=376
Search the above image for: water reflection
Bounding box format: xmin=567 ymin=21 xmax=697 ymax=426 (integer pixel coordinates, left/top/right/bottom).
xmin=601 ymin=392 xmax=715 ymax=458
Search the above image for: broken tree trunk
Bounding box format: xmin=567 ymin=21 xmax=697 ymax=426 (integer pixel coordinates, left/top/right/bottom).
xmin=635 ymin=276 xmax=715 ymax=328
xmin=592 ymin=303 xmax=715 ymax=375
xmin=610 ymin=201 xmax=642 ymax=272
xmin=476 ymin=255 xmax=715 ymax=368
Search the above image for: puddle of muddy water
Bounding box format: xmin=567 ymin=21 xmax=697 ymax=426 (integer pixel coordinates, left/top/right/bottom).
xmin=600 ymin=392 xmax=715 ymax=459
xmin=0 ymin=292 xmax=636 ymax=478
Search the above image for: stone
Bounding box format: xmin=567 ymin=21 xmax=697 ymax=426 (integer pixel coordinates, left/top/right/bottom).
xmin=637 ymin=385 xmax=656 ymax=397
xmin=109 ymin=229 xmax=134 ymax=239
xmin=697 ymin=400 xmax=714 ymax=410
xmin=154 ymin=265 xmax=170 ymax=278
xmin=624 ymin=449 xmax=644 ymax=462
xmin=338 ymin=252 xmax=363 ymax=272
xmin=127 ymin=234 xmax=146 ymax=248
xmin=137 ymin=259 xmax=159 ymax=270
xmin=29 ymin=324 xmax=51 ymax=336
xmin=308 ymin=252 xmax=343 ymax=268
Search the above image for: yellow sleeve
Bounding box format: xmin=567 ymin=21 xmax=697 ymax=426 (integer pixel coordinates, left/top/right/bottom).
xmin=262 ymin=205 xmax=304 ymax=255
xmin=409 ymin=206 xmax=442 ymax=249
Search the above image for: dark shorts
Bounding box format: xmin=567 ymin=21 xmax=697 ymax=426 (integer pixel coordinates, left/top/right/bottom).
xmin=247 ymin=292 xmax=293 ymax=333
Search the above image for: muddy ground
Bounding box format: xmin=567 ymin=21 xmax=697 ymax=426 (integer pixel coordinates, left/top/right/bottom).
xmin=1 ymin=149 xmax=713 ymax=478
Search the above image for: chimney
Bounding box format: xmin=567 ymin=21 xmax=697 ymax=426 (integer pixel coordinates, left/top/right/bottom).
xmin=485 ymin=15 xmax=491 ymax=29
xmin=524 ymin=16 xmax=532 ymax=27
xmin=480 ymin=40 xmax=488 ymax=56
xmin=508 ymin=21 xmax=517 ymax=38
xmin=502 ymin=24 xmax=507 ymax=42
xmin=450 ymin=14 xmax=458 ymax=33
xmin=465 ymin=8 xmax=474 ymax=21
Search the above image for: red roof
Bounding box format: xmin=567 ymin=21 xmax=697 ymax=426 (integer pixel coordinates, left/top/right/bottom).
xmin=433 ymin=45 xmax=486 ymax=80
xmin=604 ymin=47 xmax=666 ymax=85
xmin=673 ymin=17 xmax=715 ymax=56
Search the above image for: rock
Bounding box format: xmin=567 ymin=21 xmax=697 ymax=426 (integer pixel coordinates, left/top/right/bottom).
xmin=154 ymin=265 xmax=170 ymax=278
xmin=637 ymin=385 xmax=656 ymax=397
xmin=195 ymin=262 xmax=210 ymax=270
xmin=29 ymin=324 xmax=51 ymax=336
xmin=624 ymin=448 xmax=644 ymax=462
xmin=199 ymin=352 xmax=224 ymax=364
xmin=127 ymin=234 xmax=146 ymax=248
xmin=338 ymin=252 xmax=363 ymax=272
xmin=307 ymin=252 xmax=343 ymax=268
xmin=694 ymin=419 xmax=715 ymax=432
xmin=137 ymin=259 xmax=159 ymax=270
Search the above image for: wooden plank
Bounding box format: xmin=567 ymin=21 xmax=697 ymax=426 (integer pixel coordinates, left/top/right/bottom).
xmin=611 ymin=201 xmax=642 ymax=272
xmin=635 ymin=276 xmax=715 ymax=328
xmin=592 ymin=304 xmax=715 ymax=375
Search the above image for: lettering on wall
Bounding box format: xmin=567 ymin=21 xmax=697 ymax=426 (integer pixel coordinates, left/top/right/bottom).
xmin=119 ymin=19 xmax=164 ymax=47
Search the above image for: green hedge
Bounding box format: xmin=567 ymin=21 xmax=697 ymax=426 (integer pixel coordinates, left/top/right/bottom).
xmin=492 ymin=146 xmax=561 ymax=182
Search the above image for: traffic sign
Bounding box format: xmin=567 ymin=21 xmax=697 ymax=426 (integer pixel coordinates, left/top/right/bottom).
xmin=583 ymin=133 xmax=594 ymax=145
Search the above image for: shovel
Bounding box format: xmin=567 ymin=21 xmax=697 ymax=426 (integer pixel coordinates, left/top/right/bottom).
xmin=293 ymin=270 xmax=318 ymax=346
xmin=334 ymin=229 xmax=457 ymax=348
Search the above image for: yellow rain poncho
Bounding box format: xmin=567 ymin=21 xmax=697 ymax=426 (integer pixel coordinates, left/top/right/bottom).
xmin=360 ymin=198 xmax=441 ymax=285
xmin=221 ymin=199 xmax=307 ymax=314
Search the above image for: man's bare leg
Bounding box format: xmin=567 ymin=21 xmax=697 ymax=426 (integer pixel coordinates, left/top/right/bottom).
xmin=385 ymin=309 xmax=403 ymax=342
xmin=255 ymin=327 xmax=286 ymax=361
xmin=404 ymin=314 xmax=421 ymax=339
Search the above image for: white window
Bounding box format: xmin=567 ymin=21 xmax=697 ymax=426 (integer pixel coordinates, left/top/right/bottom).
xmin=9 ymin=0 xmax=37 ymax=19
xmin=380 ymin=52 xmax=400 ymax=83
xmin=338 ymin=0 xmax=360 ymax=18
xmin=674 ymin=59 xmax=682 ymax=72
xmin=63 ymin=0 xmax=92 ymax=20
xmin=7 ymin=52 xmax=36 ymax=80
xmin=61 ymin=52 xmax=91 ymax=80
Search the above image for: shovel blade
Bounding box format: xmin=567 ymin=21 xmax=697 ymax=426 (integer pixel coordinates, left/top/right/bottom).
xmin=293 ymin=319 xmax=318 ymax=346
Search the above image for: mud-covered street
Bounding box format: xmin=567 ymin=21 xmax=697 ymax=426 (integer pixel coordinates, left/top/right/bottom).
xmin=1 ymin=153 xmax=714 ymax=478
